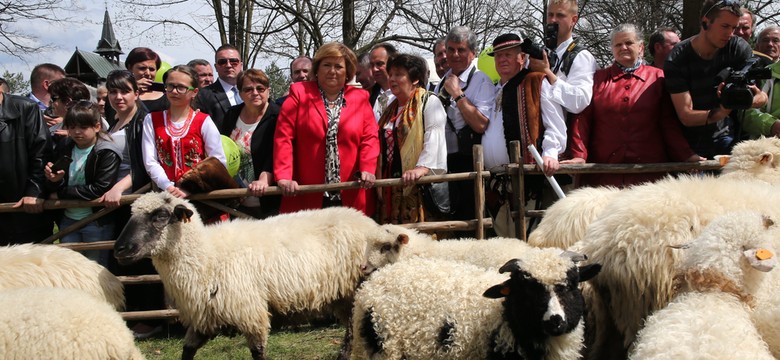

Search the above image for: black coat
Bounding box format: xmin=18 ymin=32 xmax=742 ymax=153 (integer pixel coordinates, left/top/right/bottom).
xmin=108 ymin=107 xmax=151 ymax=192
xmin=196 ymin=81 xmax=233 ymax=129
xmin=0 ymin=94 xmax=50 ymax=202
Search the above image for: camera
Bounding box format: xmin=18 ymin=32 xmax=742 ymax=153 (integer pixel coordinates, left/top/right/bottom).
xmin=520 ymin=23 xmax=559 ymax=60
xmin=715 ymin=57 xmax=772 ymax=110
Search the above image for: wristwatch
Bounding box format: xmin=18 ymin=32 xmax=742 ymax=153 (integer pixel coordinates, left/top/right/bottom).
xmin=454 ymin=93 xmax=467 ymax=104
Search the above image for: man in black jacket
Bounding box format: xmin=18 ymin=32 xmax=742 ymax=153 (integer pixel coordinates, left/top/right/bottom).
xmin=0 ymin=92 xmax=53 ymax=244
xmin=195 ymin=44 xmax=244 ymax=129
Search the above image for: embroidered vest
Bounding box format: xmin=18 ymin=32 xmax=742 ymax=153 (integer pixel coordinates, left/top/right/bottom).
xmin=151 ymin=111 xmax=208 ymax=182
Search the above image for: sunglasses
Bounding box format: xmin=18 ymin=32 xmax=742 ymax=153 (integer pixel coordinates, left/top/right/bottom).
xmin=242 ymin=85 xmax=268 ymax=93
xmin=216 ymin=58 xmax=241 ymax=66
xmin=702 ymin=0 xmax=741 ymax=19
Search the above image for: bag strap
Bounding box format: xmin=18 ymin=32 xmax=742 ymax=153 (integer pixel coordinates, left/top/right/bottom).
xmin=552 ymin=41 xmax=584 ymax=76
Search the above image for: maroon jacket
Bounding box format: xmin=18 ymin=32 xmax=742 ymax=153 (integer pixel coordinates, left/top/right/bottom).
xmin=569 ymin=63 xmax=695 ymax=188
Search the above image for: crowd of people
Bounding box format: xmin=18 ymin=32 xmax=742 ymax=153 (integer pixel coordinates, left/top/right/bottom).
xmin=0 ymin=0 xmax=778 ymax=265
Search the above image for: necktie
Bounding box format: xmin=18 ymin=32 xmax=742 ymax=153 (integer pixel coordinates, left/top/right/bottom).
xmin=232 ymin=87 xmax=243 ymax=105
xmin=495 ymin=87 xmax=503 ymax=112
xmin=548 ymin=51 xmax=560 ymax=73
xmin=378 ymin=92 xmax=389 ymax=113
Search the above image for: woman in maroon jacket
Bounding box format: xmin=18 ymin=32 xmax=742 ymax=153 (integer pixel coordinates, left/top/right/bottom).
xmin=274 ymin=42 xmax=379 ymax=215
xmin=566 ymin=24 xmax=703 ymax=188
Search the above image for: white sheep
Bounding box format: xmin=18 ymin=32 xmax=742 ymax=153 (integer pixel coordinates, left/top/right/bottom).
xmin=0 ymin=287 xmax=144 ymax=360
xmin=0 ymin=243 xmax=124 ymax=310
xmin=528 ymin=186 xmax=621 ymax=250
xmin=351 ymin=249 xmax=600 ymax=360
xmin=571 ymin=137 xmax=780 ymax=355
xmin=113 ymin=192 xmax=381 ymax=360
xmin=361 ymin=224 xmax=534 ymax=274
xmin=629 ymin=212 xmax=777 ymax=360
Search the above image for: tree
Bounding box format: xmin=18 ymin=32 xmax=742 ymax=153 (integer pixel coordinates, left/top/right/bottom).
xmin=264 ymin=61 xmax=290 ymax=101
xmin=0 ymin=0 xmax=71 ymax=58
xmin=1 ymin=71 xmax=29 ymax=95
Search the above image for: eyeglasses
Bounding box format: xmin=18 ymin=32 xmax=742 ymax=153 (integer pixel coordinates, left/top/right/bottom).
xmin=242 ymin=85 xmax=268 ymax=93
xmin=216 ymin=58 xmax=241 ymax=66
xmin=164 ymin=83 xmax=195 ymax=94
xmin=702 ymin=0 xmax=741 ymax=19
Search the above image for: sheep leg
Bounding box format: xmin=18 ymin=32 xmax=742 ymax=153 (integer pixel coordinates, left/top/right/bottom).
xmin=181 ymin=328 xmax=209 ymax=360
xmin=337 ymin=321 xmax=353 ymax=360
xmin=245 ymin=333 xmax=266 ymax=360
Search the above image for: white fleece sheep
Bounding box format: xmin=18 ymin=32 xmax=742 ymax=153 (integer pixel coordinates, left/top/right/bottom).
xmin=361 ymin=224 xmax=535 ymax=274
xmin=0 ymin=287 xmax=144 ymax=360
xmin=0 ymin=243 xmax=124 ymax=310
xmin=629 ymin=212 xmax=777 ymax=359
xmin=572 ymin=137 xmax=780 ymax=357
xmin=352 ymin=249 xmax=600 ymax=360
xmin=528 ymin=186 xmax=621 ymax=250
xmin=113 ymin=192 xmax=381 ymax=360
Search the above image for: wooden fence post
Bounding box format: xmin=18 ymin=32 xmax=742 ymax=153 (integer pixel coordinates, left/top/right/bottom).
xmin=509 ymin=141 xmax=527 ymax=241
xmin=473 ymin=145 xmax=485 ymax=239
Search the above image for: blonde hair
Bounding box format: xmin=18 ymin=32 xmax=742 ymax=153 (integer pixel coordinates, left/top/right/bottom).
xmin=312 ymin=42 xmax=358 ymax=84
xmin=548 ymin=0 xmax=578 ymax=14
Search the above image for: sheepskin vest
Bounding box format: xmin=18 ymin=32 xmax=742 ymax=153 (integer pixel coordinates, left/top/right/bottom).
xmin=151 ymin=110 xmax=208 ymax=183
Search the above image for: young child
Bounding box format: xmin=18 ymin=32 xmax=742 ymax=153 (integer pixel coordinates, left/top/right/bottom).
xmin=141 ymin=65 xmax=227 ymax=198
xmin=45 ymin=101 xmax=121 ymax=266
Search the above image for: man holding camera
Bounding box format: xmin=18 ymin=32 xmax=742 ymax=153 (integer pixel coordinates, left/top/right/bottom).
xmin=435 ymin=25 xmax=495 ymax=225
xmin=664 ymin=0 xmax=767 ymax=159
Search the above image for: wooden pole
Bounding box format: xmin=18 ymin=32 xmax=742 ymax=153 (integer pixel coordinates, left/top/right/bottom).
xmin=472 ymin=145 xmax=485 ymax=239
xmin=121 ymin=309 xmax=179 ymax=321
xmin=509 ymin=141 xmax=527 ymax=241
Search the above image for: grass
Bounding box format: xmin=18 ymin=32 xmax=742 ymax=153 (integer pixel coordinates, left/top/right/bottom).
xmin=137 ymin=324 xmax=345 ymax=359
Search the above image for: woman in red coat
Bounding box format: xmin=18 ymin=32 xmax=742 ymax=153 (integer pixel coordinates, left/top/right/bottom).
xmin=274 ymin=42 xmax=380 ymax=214
xmin=566 ymin=24 xmax=703 ymax=188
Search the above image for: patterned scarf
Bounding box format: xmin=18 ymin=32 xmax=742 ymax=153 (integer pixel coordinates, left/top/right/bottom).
xmin=616 ymin=59 xmax=643 ymax=74
xmin=321 ymin=88 xmax=345 ymax=201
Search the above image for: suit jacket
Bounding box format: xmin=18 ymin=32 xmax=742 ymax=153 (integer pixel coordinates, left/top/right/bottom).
xmin=369 ymin=83 xmax=381 ymax=107
xmin=196 ymin=80 xmax=233 ymax=129
xmin=274 ymin=81 xmax=379 ymax=215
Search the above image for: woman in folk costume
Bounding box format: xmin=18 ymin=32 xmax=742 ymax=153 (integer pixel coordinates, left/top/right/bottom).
xmin=141 ymin=65 xmax=227 ymax=198
xmin=376 ymin=54 xmax=447 ymax=224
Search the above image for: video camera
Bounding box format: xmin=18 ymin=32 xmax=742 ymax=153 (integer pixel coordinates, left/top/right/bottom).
xmin=520 ymin=23 xmax=559 ymax=60
xmin=715 ymin=57 xmax=772 ymax=110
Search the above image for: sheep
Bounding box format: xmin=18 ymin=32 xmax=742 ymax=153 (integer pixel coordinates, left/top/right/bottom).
xmin=361 ymin=223 xmax=535 ymax=274
xmin=0 ymin=243 xmax=124 ymax=310
xmin=563 ymin=136 xmax=780 ymax=355
xmin=629 ymin=211 xmax=777 ymax=359
xmin=113 ymin=192 xmax=381 ymax=360
xmin=0 ymin=287 xmax=144 ymax=360
xmin=351 ymin=249 xmax=600 ymax=360
xmin=528 ymin=186 xmax=621 ymax=250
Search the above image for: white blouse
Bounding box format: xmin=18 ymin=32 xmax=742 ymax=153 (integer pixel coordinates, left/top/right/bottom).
xmin=384 ymin=95 xmax=448 ymax=175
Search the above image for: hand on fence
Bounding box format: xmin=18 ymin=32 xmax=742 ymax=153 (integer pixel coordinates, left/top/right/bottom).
xmin=402 ymin=166 xmax=429 ymax=186
xmin=99 ymin=187 xmax=124 ymax=208
xmin=560 ymin=157 xmax=585 ymax=165
xmin=356 ymin=171 xmax=375 ymax=189
xmin=13 ymin=196 xmax=44 ymax=214
xmin=166 ymin=185 xmax=189 ymax=198
xmin=248 ymin=179 xmax=269 ymax=196
xmin=541 ymin=156 xmax=560 ymax=177
xmin=277 ymin=179 xmax=299 ymax=196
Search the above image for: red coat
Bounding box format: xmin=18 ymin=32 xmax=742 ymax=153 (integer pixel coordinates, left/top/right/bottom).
xmin=274 ymin=81 xmax=379 ymax=214
xmin=569 ymin=64 xmax=695 ymax=188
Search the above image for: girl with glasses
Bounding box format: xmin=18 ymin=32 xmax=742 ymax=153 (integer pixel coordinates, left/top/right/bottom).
xmin=43 ymin=101 xmax=121 ymax=266
xmin=219 ymin=69 xmax=281 ymax=218
xmin=141 ymin=65 xmax=227 ymax=199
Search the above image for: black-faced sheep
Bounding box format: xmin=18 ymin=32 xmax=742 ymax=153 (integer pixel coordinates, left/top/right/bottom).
xmin=114 ymin=192 xmax=381 ymax=360
xmin=629 ymin=212 xmax=777 ymax=359
xmin=0 ymin=243 xmax=124 ymax=310
xmin=518 ymin=137 xmax=780 ymax=359
xmin=361 ymin=224 xmax=534 ymax=274
xmin=351 ymin=249 xmax=601 ymax=360
xmin=0 ymin=287 xmax=144 ymax=359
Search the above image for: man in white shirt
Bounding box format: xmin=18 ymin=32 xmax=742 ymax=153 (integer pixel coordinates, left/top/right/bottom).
xmin=483 ymin=33 xmax=566 ymax=237
xmin=435 ymin=25 xmax=496 ymax=224
xmin=369 ymin=43 xmax=398 ymax=121
xmin=195 ymin=44 xmax=244 ymax=129
xmin=529 ymin=0 xmax=597 ymax=158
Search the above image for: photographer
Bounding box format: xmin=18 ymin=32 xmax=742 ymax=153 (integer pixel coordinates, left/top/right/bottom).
xmin=664 ymin=0 xmax=767 ymax=159
xmin=742 ymin=58 xmax=780 ymax=138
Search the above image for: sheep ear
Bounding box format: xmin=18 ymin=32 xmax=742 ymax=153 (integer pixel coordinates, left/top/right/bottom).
xmin=173 ymin=204 xmax=194 ymax=223
xmin=578 ymin=264 xmax=602 ymax=282
xmin=762 ymin=215 xmax=775 ymax=229
xmin=759 ymin=152 xmax=773 ymax=166
xmin=397 ymin=233 xmax=409 ymax=245
xmin=560 ymin=250 xmax=588 ymax=263
xmin=483 ymin=282 xmax=511 ymax=299
xmin=498 ymin=259 xmax=522 ymax=274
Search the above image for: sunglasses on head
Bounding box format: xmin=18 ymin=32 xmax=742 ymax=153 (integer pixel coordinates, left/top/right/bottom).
xmin=216 ymin=58 xmax=241 ymax=66
xmin=702 ymin=0 xmax=741 ymax=19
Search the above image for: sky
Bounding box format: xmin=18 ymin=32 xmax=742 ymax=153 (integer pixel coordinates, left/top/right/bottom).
xmin=0 ymin=2 xmax=222 ymax=86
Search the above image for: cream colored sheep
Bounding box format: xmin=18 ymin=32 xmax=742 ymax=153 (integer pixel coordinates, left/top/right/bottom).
xmin=0 ymin=243 xmax=124 ymax=310
xmin=0 ymin=287 xmax=144 ymax=359
xmin=114 ymin=192 xmax=381 ymax=360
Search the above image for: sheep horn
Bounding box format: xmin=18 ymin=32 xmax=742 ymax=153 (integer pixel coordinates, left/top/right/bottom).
xmin=560 ymin=251 xmax=588 ymax=262
xmin=498 ymin=259 xmax=522 ymax=274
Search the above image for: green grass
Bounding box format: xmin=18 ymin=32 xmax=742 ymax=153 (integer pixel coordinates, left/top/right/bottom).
xmin=137 ymin=324 xmax=344 ymax=359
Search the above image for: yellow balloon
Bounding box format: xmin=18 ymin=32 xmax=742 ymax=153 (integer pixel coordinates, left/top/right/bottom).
xmin=477 ymin=47 xmax=500 ymax=83
xmin=154 ymin=61 xmax=172 ymax=83
xmin=221 ymin=135 xmax=241 ymax=177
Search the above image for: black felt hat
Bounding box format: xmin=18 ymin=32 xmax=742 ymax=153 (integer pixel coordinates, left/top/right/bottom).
xmin=488 ymin=33 xmax=523 ymax=56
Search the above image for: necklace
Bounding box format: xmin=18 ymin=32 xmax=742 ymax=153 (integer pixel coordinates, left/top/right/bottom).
xmin=165 ymin=109 xmax=195 ymax=138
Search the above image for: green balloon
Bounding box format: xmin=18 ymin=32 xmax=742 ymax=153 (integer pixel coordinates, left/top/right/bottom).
xmin=154 ymin=61 xmax=172 ymax=83
xmin=221 ymin=135 xmax=241 ymax=177
xmin=477 ymin=47 xmax=500 ymax=83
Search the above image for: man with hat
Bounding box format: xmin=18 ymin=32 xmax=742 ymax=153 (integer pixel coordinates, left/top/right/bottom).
xmin=484 ymin=33 xmax=566 ymax=237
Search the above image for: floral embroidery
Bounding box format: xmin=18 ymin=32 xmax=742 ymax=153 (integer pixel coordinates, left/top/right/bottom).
xmin=156 ymin=137 xmax=173 ymax=167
